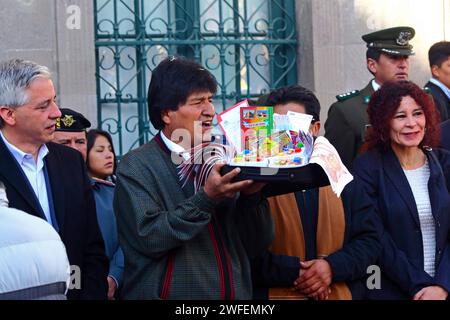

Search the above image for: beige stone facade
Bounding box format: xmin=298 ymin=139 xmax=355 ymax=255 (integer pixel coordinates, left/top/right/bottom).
xmin=297 ymin=0 xmax=450 ymax=131
xmin=1 ymin=0 xmax=448 ymax=131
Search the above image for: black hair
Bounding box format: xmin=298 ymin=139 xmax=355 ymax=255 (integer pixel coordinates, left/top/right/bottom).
xmin=366 ymin=48 xmax=382 ymax=76
xmin=265 ymin=85 xmax=321 ymax=122
xmin=147 ymin=56 xmax=218 ymax=130
xmin=247 ymin=99 xmax=259 ymax=106
xmin=86 ymin=129 xmax=117 ymax=182
xmin=428 ymin=41 xmax=450 ymax=68
xmin=366 ymin=47 xmax=382 ymax=62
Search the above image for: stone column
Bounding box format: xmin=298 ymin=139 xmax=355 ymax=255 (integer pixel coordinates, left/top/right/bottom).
xmin=0 ymin=0 xmax=58 ymax=82
xmin=55 ymin=0 xmax=97 ymax=127
xmin=0 ymin=0 xmax=97 ymax=127
xmin=296 ymin=0 xmax=448 ymax=129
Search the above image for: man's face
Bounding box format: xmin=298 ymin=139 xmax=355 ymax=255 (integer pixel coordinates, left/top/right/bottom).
xmin=432 ymin=56 xmax=450 ymax=89
xmin=4 ymin=77 xmax=61 ymax=147
xmin=161 ymin=91 xmax=215 ymax=149
xmin=368 ymin=53 xmax=410 ymax=84
xmin=273 ymin=102 xmax=321 ymax=137
xmin=53 ymin=131 xmax=87 ymax=160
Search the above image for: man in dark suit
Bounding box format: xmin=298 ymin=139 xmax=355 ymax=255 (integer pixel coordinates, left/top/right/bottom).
xmin=425 ymin=41 xmax=450 ymax=122
xmin=442 ymin=119 xmax=450 ymax=151
xmin=325 ymin=26 xmax=415 ymax=170
xmin=0 ymin=59 xmax=108 ymax=300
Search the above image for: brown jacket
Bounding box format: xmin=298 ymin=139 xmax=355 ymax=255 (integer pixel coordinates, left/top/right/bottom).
xmin=267 ymin=186 xmax=352 ymax=300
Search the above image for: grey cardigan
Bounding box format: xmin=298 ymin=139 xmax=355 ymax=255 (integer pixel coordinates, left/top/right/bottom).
xmin=113 ymin=135 xmax=274 ymax=299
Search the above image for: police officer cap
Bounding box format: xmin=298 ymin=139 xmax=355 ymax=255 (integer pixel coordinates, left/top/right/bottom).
xmin=362 ymin=26 xmax=415 ymax=56
xmin=56 ymin=108 xmax=91 ymax=132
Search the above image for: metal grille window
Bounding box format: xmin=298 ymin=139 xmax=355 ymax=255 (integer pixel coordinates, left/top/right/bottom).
xmin=95 ymin=0 xmax=298 ymax=157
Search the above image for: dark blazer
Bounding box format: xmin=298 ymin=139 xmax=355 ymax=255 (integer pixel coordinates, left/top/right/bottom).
xmin=442 ymin=120 xmax=450 ymax=151
xmin=425 ymin=81 xmax=450 ymax=122
xmin=0 ymin=138 xmax=109 ymax=300
xmin=325 ymin=82 xmax=375 ymax=170
xmin=353 ymin=147 xmax=450 ymax=299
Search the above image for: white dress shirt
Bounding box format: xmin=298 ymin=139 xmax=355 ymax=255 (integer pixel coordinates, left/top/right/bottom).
xmin=0 ymin=181 xmax=7 ymax=207
xmin=0 ymin=130 xmax=52 ymax=225
xmin=160 ymin=130 xmax=191 ymax=161
xmin=371 ymin=79 xmax=381 ymax=92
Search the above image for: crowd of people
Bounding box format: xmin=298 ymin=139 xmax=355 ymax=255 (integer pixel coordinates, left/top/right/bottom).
xmin=0 ymin=25 xmax=449 ymax=300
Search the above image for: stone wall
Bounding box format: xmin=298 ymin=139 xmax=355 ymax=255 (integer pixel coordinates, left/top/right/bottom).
xmin=0 ymin=0 xmax=97 ymax=126
xmin=296 ymin=0 xmax=450 ymax=131
xmin=1 ymin=0 xmax=448 ymax=130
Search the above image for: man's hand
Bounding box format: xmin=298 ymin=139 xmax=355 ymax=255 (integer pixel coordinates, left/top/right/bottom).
xmin=204 ymin=162 xmax=255 ymax=201
xmin=413 ymin=286 xmax=448 ymax=300
xmin=107 ymin=276 xmax=117 ymax=300
xmin=294 ymin=259 xmax=332 ymax=300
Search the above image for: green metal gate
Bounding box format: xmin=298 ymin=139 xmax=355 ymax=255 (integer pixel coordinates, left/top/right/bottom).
xmin=94 ymin=0 xmax=298 ymax=157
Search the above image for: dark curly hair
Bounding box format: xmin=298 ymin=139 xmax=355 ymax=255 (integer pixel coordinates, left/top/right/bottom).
xmin=362 ymin=80 xmax=441 ymax=152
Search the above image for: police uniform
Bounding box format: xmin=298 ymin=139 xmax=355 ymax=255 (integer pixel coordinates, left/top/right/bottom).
xmin=324 ymin=26 xmax=415 ymax=170
xmin=56 ymin=108 xmax=92 ymax=132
